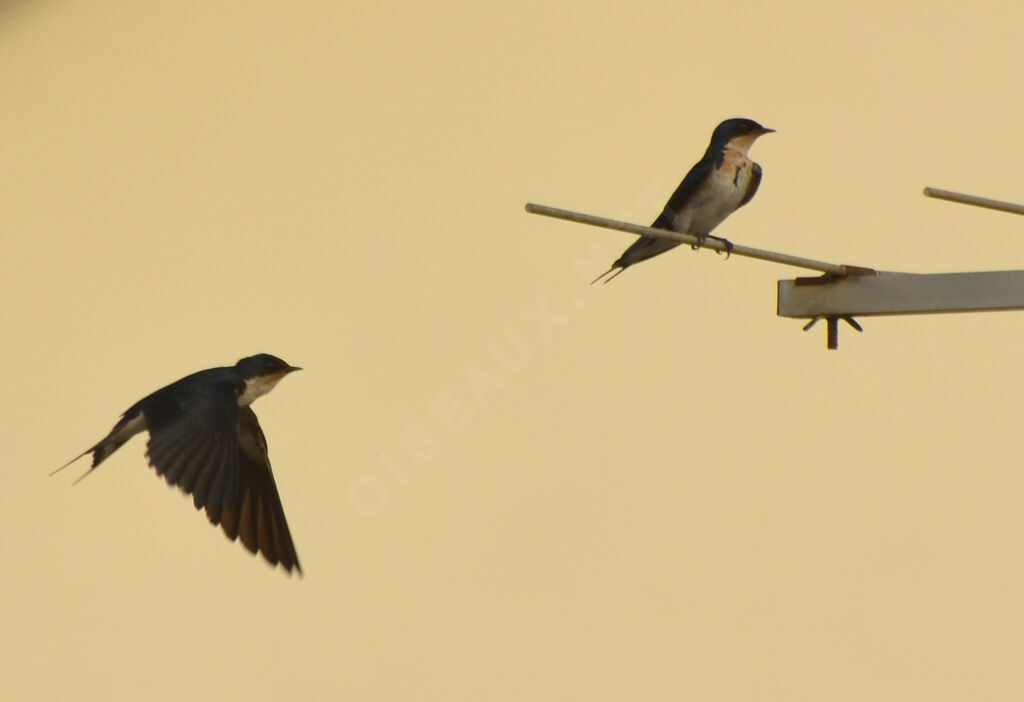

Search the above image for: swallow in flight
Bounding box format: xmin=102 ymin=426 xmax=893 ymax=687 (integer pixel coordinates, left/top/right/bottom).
xmin=592 ymin=117 xmax=774 ymax=284
xmin=53 ymin=354 xmax=304 ymax=575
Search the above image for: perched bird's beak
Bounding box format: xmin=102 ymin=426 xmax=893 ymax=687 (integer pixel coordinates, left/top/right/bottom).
xmin=287 ymin=366 xmax=303 ymax=373
xmin=758 ymin=127 xmax=776 ymax=135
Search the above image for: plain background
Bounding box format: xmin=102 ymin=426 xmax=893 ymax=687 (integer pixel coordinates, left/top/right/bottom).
xmin=5 ymin=1 xmax=1024 ymax=699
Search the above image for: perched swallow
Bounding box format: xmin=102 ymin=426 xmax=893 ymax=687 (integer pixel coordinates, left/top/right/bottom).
xmin=592 ymin=117 xmax=774 ymax=284
xmin=53 ymin=354 xmax=304 ymax=575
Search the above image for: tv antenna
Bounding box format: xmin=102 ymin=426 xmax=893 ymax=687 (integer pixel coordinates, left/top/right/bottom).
xmin=525 ymin=188 xmax=1024 ymax=349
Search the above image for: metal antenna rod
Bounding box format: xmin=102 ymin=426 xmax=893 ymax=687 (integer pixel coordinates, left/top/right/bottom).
xmin=923 ymin=187 xmax=1024 ymax=217
xmin=525 ymin=202 xmax=874 ymax=276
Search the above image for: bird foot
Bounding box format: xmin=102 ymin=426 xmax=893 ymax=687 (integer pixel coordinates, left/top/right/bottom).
xmin=706 ymin=235 xmax=733 ymax=259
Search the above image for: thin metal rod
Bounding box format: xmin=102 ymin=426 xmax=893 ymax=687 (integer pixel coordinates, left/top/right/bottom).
xmin=923 ymin=187 xmax=1024 ymax=217
xmin=525 ymin=203 xmax=869 ymax=276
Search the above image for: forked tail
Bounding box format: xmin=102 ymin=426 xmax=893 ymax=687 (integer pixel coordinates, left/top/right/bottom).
xmin=590 ymin=263 xmax=628 ymax=285
xmin=50 ymin=437 xmax=130 ymax=484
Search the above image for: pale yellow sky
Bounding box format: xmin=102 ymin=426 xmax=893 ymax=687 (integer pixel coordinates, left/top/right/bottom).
xmin=5 ymin=1 xmax=1024 ymax=699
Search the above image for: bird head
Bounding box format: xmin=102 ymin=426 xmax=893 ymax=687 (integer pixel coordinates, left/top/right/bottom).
xmin=235 ymin=354 xmax=302 ymax=405
xmin=710 ymin=117 xmax=775 ymax=154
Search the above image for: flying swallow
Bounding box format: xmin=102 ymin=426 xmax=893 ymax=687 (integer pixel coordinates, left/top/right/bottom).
xmin=592 ymin=117 xmax=774 ymax=284
xmin=53 ymin=354 xmax=304 ymax=575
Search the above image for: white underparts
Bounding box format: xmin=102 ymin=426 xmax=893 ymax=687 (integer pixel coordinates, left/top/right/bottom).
xmin=111 ymin=412 xmax=147 ymax=443
xmin=238 ymin=373 xmax=286 ymax=407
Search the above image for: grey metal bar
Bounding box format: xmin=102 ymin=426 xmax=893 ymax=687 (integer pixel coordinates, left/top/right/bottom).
xmin=778 ymin=270 xmax=1024 ymax=318
xmin=923 ymin=187 xmax=1024 ymax=217
xmin=525 ymin=202 xmax=873 ymax=276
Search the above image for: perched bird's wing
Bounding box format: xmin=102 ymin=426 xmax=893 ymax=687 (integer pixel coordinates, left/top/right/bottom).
xmin=738 ymin=161 xmax=763 ymax=208
xmin=211 ymin=406 xmax=302 ymax=575
xmin=651 ymin=157 xmax=714 ymax=230
xmin=592 ymin=157 xmax=713 ymax=283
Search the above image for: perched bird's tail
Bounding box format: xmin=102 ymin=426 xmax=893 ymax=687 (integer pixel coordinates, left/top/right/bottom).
xmin=592 ymin=234 xmax=685 ymax=284
xmin=590 ymin=265 xmax=626 ymax=285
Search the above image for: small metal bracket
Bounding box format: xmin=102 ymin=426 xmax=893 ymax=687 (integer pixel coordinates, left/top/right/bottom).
xmin=801 ymin=315 xmax=863 ymax=350
xmin=788 ymin=269 xmax=872 ymax=348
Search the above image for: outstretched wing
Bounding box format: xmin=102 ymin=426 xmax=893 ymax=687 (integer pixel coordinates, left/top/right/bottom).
xmin=209 ymin=406 xmax=303 ymax=575
xmin=143 ymin=379 xmax=242 ymax=520
xmin=142 ymin=379 xmax=300 ymax=574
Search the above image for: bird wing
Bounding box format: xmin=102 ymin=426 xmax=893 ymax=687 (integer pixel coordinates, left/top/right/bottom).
xmin=211 ymin=406 xmax=303 ymax=575
xmin=143 ymin=380 xmax=242 ymax=518
xmin=603 ymin=157 xmax=715 ymax=273
xmin=738 ymin=161 xmax=763 ymax=208
xmin=651 ymin=156 xmax=713 ymax=229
